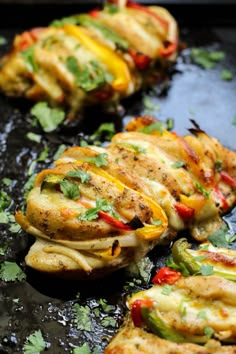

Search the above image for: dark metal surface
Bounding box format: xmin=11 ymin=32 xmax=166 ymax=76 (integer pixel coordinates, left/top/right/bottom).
xmin=0 ymin=6 xmax=236 ymax=354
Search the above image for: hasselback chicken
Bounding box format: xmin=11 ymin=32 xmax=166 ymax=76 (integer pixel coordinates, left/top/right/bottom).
xmin=105 ymin=274 xmax=236 ymax=353
xmin=15 ymin=117 xmax=236 ymax=278
xmin=0 ymin=1 xmax=178 ymax=119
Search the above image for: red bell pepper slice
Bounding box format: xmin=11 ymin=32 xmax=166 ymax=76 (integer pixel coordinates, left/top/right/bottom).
xmin=128 ymin=49 xmax=151 ymax=70
xmin=131 ymin=299 xmax=153 ymax=327
xmin=220 ymin=171 xmax=236 ymax=189
xmin=126 ymin=1 xmax=169 ymax=30
xmin=159 ymin=40 xmax=178 ymax=58
xmin=214 ymin=186 xmax=229 ymax=211
xmin=152 ymin=267 xmax=181 ymax=285
xmin=98 ymin=211 xmax=132 ymax=230
xmin=174 ymin=202 xmax=195 ymax=221
xmin=89 ymin=9 xmax=100 ymax=18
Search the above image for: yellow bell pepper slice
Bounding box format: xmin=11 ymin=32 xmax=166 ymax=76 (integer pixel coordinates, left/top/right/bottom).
xmin=180 ymin=193 xmax=205 ymax=215
xmin=82 ymin=163 xmax=168 ymax=241
xmin=63 ymin=24 xmax=131 ymax=92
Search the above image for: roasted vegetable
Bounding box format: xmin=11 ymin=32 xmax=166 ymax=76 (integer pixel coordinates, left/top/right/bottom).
xmin=171 ymin=238 xmax=236 ymax=281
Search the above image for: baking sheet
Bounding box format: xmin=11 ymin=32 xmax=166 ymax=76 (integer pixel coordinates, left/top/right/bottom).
xmin=0 ymin=4 xmax=236 ymax=354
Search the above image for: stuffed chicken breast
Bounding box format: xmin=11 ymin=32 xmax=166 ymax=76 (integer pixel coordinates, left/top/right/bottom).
xmin=0 ymin=1 xmax=178 ymax=120
xmin=15 ymin=117 xmax=236 ymax=278
xmin=105 ymin=275 xmax=236 ymax=353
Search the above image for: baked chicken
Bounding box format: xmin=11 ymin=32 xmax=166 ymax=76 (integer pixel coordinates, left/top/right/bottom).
xmin=105 ymin=274 xmax=236 ymax=353
xmin=15 ymin=117 xmax=236 ymax=278
xmin=0 ymin=1 xmax=178 ymax=119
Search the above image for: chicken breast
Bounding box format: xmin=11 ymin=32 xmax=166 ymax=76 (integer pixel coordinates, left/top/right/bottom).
xmin=0 ymin=2 xmax=178 ymax=120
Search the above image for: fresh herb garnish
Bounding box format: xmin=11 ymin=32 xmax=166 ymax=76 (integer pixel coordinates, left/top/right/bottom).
xmin=50 ymin=16 xmax=78 ymax=27
xmin=24 ymin=174 xmax=37 ymax=199
xmin=190 ymin=48 xmax=225 ymax=69
xmin=21 ymin=46 xmax=38 ymax=72
xmin=60 ymin=179 xmax=80 ymax=200
xmin=90 ymin=122 xmax=115 ymax=142
xmin=26 ymin=132 xmax=42 ymax=143
xmin=166 ymin=257 xmax=190 ymax=276
xmin=200 ymin=264 xmax=214 ymax=276
xmin=0 ymin=190 xmax=11 ymax=211
xmin=0 ymin=36 xmax=7 ymax=45
xmin=194 ymin=181 xmax=210 ymax=199
xmin=101 ymin=316 xmax=117 ymax=328
xmin=78 ymin=199 xmax=114 ymax=221
xmin=207 ymin=223 xmax=236 ymax=248
xmin=120 ymin=143 xmax=146 ymax=154
xmin=150 ymin=218 xmax=162 ymax=226
xmin=104 ymin=2 xmax=118 ymax=13
xmin=171 ymin=161 xmax=185 ymax=169
xmin=23 ymin=330 xmax=46 ymax=354
xmin=143 ymin=96 xmax=160 ymax=115
xmin=204 ymin=326 xmax=214 ymax=339
xmin=72 ymin=343 xmax=91 ymax=354
xmin=221 ymin=69 xmax=233 ymax=81
xmin=0 ymin=261 xmax=26 ymax=282
xmin=126 ymin=256 xmax=153 ymax=282
xmin=197 ymin=310 xmax=207 ymax=320
xmin=161 ymin=284 xmax=173 ymax=295
xmin=139 ymin=122 xmax=166 ymax=135
xmin=85 ymin=153 xmax=109 ymax=167
xmin=30 ymin=102 xmax=65 ymax=133
xmin=72 ymin=303 xmax=92 ymax=331
xmin=98 ymin=298 xmax=115 ymax=313
xmin=67 ymin=168 xmax=91 ymax=183
xmin=53 ymin=144 xmax=67 ymax=160
xmin=28 ymin=146 xmax=49 ymax=176
xmin=66 ymin=56 xmax=113 ymax=92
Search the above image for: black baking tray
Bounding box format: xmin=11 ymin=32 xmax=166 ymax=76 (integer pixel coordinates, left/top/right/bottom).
xmin=0 ymin=2 xmax=236 ymax=353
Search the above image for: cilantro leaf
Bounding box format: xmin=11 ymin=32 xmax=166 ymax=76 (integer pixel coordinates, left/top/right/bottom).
xmin=191 ymin=48 xmax=225 ymax=69
xmin=139 ymin=122 xmax=166 ymax=135
xmin=101 ymin=316 xmax=117 ymax=328
xmin=194 ymin=181 xmax=210 ymax=199
xmin=120 ymin=143 xmax=146 ymax=154
xmin=200 ymin=264 xmax=214 ymax=276
xmin=98 ymin=298 xmax=115 ymax=313
xmin=60 ymin=179 xmax=80 ymax=200
xmin=0 ymin=190 xmax=11 ymax=211
xmin=221 ymin=69 xmax=233 ymax=81
xmin=171 ymin=161 xmax=185 ymax=169
xmin=72 ymin=304 xmax=92 ymax=331
xmin=208 ymin=223 xmax=236 ymax=248
xmin=161 ymin=284 xmax=173 ymax=295
xmin=21 ymin=46 xmax=38 ymax=72
xmin=26 ymin=132 xmax=42 ymax=143
xmin=67 ymin=168 xmax=91 ymax=183
xmin=30 ymin=102 xmax=65 ymax=133
xmin=197 ymin=310 xmax=207 ymax=320
xmin=204 ymin=326 xmax=214 ymax=339
xmin=0 ymin=261 xmax=26 ymax=282
xmin=53 ymin=144 xmax=67 ymax=160
xmin=23 ymin=330 xmax=46 ymax=354
xmin=72 ymin=343 xmax=91 ymax=354
xmin=90 ymin=122 xmax=115 ymax=142
xmin=78 ymin=199 xmax=114 ymax=221
xmin=85 ymin=153 xmax=109 ymax=167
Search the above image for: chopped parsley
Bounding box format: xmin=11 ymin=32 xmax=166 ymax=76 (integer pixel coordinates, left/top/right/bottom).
xmin=204 ymin=326 xmax=214 ymax=339
xmin=60 ymin=179 xmax=80 ymax=200
xmin=23 ymin=329 xmax=46 ymax=354
xmin=30 ymin=101 xmax=65 ymax=133
xmin=101 ymin=316 xmax=117 ymax=328
xmin=126 ymin=256 xmax=153 ymax=282
xmin=197 ymin=310 xmax=207 ymax=320
xmin=139 ymin=122 xmax=166 ymax=135
xmin=53 ymin=144 xmax=67 ymax=160
xmin=150 ymin=218 xmax=162 ymax=226
xmin=0 ymin=190 xmax=11 ymax=211
xmin=67 ymin=168 xmax=91 ymax=183
xmin=98 ymin=298 xmax=115 ymax=313
xmin=26 ymin=132 xmax=42 ymax=143
xmin=0 ymin=36 xmax=7 ymax=45
xmin=78 ymin=199 xmax=114 ymax=221
xmin=66 ymin=56 xmax=113 ymax=92
xmin=84 ymin=153 xmax=109 ymax=167
xmin=28 ymin=146 xmax=49 ymax=176
xmin=72 ymin=303 xmax=92 ymax=331
xmin=171 ymin=161 xmax=185 ymax=169
xmin=72 ymin=343 xmax=91 ymax=354
xmin=24 ymin=174 xmax=37 ymax=199
xmin=0 ymin=261 xmax=26 ymax=282
xmin=121 ymin=143 xmax=146 ymax=154
xmin=161 ymin=284 xmax=173 ymax=295
xmin=21 ymin=46 xmax=38 ymax=72
xmin=194 ymin=182 xmax=210 ymax=199
xmin=190 ymin=48 xmax=225 ymax=69
xmin=90 ymin=122 xmax=115 ymax=142
xmin=200 ymin=264 xmax=214 ymax=276
xmin=207 ymin=223 xmax=236 ymax=248
xmin=221 ymin=69 xmax=233 ymax=81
